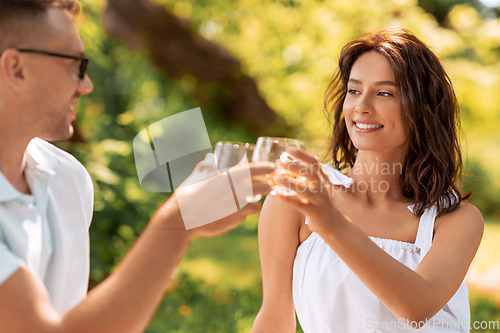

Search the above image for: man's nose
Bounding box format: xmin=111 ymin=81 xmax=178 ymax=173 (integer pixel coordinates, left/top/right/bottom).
xmin=77 ymin=74 xmax=94 ymax=96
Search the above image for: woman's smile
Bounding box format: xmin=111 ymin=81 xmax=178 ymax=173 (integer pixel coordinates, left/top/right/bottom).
xmin=353 ymin=120 xmax=384 ymax=132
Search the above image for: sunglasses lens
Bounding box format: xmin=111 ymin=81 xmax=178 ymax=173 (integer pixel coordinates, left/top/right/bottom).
xmin=79 ymin=58 xmax=89 ymax=79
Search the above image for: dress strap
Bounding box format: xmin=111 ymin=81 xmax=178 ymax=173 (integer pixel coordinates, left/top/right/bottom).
xmin=410 ymin=191 xmax=459 ymax=257
xmin=410 ymin=204 xmax=438 ymax=257
xmin=321 ymin=164 xmax=355 ymax=188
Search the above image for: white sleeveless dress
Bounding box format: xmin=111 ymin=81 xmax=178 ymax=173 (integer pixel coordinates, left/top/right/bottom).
xmin=292 ymin=165 xmax=470 ymax=333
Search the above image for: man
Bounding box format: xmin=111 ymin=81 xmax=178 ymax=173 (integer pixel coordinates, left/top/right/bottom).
xmin=0 ymin=1 xmax=274 ymax=332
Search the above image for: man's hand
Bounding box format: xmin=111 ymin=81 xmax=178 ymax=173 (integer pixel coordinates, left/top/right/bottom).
xmin=154 ymin=153 xmax=275 ymax=239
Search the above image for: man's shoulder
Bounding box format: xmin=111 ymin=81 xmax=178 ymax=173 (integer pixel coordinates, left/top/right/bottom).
xmin=27 ymin=138 xmax=92 ymax=186
xmin=28 ymin=138 xmax=84 ymax=170
xmin=27 ymin=138 xmax=94 ymax=228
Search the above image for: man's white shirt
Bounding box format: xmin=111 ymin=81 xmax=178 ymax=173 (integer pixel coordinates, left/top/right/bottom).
xmin=0 ymin=137 xmax=94 ymax=314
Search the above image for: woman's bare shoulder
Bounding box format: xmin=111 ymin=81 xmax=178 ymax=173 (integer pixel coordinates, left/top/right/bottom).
xmin=259 ymin=195 xmax=305 ymax=235
xmin=261 ymin=195 xmax=304 ymax=220
xmin=435 ymin=201 xmax=484 ymax=237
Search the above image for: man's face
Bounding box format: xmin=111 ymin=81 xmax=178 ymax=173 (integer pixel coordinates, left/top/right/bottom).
xmin=24 ymin=7 xmax=93 ymax=142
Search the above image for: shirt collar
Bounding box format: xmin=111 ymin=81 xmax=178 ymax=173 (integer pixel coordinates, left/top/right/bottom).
xmin=0 ymin=138 xmax=58 ymax=203
xmin=0 ymin=171 xmax=20 ymax=203
xmin=26 ymin=138 xmax=58 ymax=172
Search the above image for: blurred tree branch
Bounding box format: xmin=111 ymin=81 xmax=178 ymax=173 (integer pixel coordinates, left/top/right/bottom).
xmin=103 ymin=0 xmax=277 ymax=132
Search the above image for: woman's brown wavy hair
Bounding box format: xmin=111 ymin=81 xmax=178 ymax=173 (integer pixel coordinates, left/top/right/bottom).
xmin=324 ymin=26 xmax=471 ymax=217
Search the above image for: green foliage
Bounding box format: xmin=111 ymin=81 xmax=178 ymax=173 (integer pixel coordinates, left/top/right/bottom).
xmin=74 ymin=0 xmax=500 ymax=330
xmin=462 ymin=160 xmax=500 ymax=217
xmin=470 ymin=291 xmax=500 ymax=332
xmin=146 ymin=272 xmax=242 ymax=333
xmin=417 ymin=0 xmax=486 ymax=24
xmin=146 ymin=271 xmax=304 ymax=333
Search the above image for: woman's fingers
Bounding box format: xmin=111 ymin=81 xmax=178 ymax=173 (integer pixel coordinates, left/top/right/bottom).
xmin=273 ymin=175 xmax=328 ymax=204
xmin=285 ymin=147 xmax=319 ymax=165
xmin=272 ymin=190 xmax=309 ymax=210
xmin=279 ymin=148 xmax=330 ymax=182
xmin=276 ymin=159 xmax=323 ymax=183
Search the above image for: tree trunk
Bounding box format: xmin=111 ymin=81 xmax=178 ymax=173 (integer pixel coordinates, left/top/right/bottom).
xmin=103 ymin=0 xmax=277 ymax=132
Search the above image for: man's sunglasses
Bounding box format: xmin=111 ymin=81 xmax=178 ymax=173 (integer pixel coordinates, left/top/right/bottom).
xmin=16 ymin=49 xmax=89 ymax=79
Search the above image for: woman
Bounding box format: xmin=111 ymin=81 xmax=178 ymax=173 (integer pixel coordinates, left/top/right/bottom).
xmin=251 ymin=27 xmax=483 ymax=333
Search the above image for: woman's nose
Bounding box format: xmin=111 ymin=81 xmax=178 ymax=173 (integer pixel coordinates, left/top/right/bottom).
xmin=355 ymin=94 xmax=374 ymax=114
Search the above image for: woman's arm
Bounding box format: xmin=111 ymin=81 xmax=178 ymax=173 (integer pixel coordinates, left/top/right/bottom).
xmin=274 ymin=148 xmax=484 ymax=324
xmin=318 ymin=202 xmax=482 ymax=323
xmin=251 ymin=195 xmax=304 ymax=333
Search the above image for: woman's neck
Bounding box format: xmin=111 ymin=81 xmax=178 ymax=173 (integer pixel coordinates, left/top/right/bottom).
xmin=345 ymin=148 xmax=409 ymax=204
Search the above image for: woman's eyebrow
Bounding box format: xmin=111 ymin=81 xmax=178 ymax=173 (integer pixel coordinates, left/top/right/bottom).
xmin=348 ymin=78 xmax=396 ymax=86
xmin=375 ymin=80 xmax=397 ymax=87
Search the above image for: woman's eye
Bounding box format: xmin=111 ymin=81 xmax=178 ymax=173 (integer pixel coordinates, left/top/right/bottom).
xmin=379 ymin=91 xmax=392 ymax=97
xmin=347 ymin=89 xmax=359 ymax=95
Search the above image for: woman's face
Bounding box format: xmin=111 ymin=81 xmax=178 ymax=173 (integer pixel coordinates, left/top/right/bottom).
xmin=343 ymin=51 xmax=407 ymax=154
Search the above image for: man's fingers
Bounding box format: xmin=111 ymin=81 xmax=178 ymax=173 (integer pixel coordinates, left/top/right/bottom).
xmin=240 ymin=201 xmax=261 ymax=215
xmin=251 ymin=182 xmax=273 ymax=196
xmin=227 ymin=161 xmax=275 ymax=179
xmin=248 ymin=161 xmax=276 ymax=176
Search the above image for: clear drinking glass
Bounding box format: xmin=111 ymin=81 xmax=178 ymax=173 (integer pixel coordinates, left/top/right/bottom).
xmin=214 ymin=141 xmax=263 ymax=203
xmin=252 ymin=137 xmax=306 ymax=196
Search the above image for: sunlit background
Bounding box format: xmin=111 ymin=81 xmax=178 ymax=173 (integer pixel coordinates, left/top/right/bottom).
xmin=67 ymin=0 xmax=500 ymax=331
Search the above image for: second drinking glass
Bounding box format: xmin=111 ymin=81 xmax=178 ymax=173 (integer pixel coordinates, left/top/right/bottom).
xmin=252 ymin=137 xmax=306 ymax=196
xmin=215 ymin=141 xmax=263 ymax=203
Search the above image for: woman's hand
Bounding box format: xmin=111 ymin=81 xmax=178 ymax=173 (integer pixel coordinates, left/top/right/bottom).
xmin=273 ymin=147 xmax=343 ymax=234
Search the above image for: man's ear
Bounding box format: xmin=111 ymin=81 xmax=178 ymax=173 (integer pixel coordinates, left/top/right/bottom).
xmin=0 ymin=49 xmax=27 ymax=92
